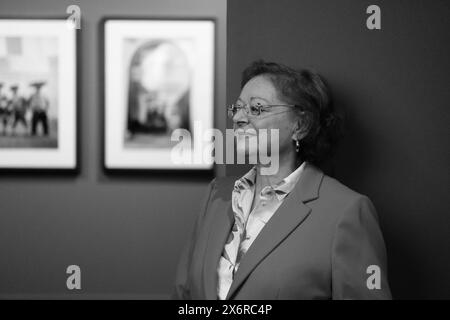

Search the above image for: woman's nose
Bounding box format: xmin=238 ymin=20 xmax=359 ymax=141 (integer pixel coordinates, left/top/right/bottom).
xmin=232 ymin=107 xmax=249 ymax=127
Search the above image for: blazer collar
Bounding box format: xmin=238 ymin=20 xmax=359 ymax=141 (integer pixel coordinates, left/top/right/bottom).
xmin=292 ymin=162 xmax=324 ymax=203
xmin=203 ymin=162 xmax=324 ymax=300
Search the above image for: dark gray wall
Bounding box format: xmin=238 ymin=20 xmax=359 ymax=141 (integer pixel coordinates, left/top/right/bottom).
xmin=0 ymin=0 xmax=226 ymax=299
xmin=227 ymin=0 xmax=450 ymax=299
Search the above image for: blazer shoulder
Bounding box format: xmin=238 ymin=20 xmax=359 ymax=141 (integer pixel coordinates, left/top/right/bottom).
xmin=214 ymin=175 xmax=239 ymax=186
xmin=314 ymin=175 xmax=382 ymax=242
xmin=210 ymin=175 xmax=238 ymax=199
xmin=318 ymin=174 xmax=372 ymax=211
xmin=321 ymin=174 xmax=362 ymax=197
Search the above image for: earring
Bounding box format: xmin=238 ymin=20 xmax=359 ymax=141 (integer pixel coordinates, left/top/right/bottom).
xmin=295 ymin=140 xmax=300 ymax=153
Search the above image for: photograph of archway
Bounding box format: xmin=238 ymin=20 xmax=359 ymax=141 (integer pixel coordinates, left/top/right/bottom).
xmin=104 ymin=19 xmax=215 ymax=170
xmin=124 ymin=38 xmax=192 ymax=149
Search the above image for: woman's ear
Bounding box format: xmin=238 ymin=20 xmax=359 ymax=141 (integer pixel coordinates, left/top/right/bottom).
xmin=291 ymin=116 xmax=309 ymax=141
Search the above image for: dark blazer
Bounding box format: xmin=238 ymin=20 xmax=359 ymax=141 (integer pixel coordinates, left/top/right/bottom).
xmin=174 ymin=163 xmax=392 ymax=299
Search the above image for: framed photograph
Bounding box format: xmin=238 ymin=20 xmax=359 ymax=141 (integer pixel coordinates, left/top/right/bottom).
xmin=103 ymin=18 xmax=215 ymax=170
xmin=0 ymin=18 xmax=77 ymax=170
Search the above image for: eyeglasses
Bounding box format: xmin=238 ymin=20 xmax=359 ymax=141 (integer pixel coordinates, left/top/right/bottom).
xmin=227 ymin=102 xmax=299 ymax=119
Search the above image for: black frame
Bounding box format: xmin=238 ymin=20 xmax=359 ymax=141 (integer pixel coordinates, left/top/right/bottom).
xmin=100 ymin=16 xmax=216 ymax=178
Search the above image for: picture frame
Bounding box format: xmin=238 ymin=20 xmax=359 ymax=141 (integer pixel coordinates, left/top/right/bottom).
xmin=102 ymin=18 xmax=215 ymax=171
xmin=0 ymin=18 xmax=78 ymax=171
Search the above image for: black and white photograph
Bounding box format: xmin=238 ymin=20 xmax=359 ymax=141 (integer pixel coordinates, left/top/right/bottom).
xmin=0 ymin=19 xmax=76 ymax=169
xmin=0 ymin=0 xmax=449 ymax=312
xmin=104 ymin=19 xmax=215 ymax=170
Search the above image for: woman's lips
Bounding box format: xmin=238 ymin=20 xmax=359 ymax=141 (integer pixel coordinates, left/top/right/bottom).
xmin=234 ymin=128 xmax=257 ymax=137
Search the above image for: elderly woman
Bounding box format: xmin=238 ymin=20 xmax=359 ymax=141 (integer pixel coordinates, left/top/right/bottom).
xmin=173 ymin=60 xmax=392 ymax=300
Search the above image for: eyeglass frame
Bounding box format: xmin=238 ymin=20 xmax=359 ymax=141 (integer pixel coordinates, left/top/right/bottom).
xmin=226 ymin=102 xmax=303 ymax=118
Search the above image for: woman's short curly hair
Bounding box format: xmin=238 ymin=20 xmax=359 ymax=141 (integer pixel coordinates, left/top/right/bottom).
xmin=241 ymin=60 xmax=344 ymax=166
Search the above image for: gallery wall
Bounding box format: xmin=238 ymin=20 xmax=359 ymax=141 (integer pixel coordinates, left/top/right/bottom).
xmin=226 ymin=0 xmax=450 ymax=298
xmin=0 ymin=0 xmax=226 ymax=298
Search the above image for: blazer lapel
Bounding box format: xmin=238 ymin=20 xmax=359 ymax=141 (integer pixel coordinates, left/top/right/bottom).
xmin=202 ymin=185 xmax=234 ymax=299
xmin=225 ymin=163 xmax=324 ymax=299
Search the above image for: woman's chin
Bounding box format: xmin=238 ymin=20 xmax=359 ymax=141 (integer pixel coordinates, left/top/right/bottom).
xmin=235 ymin=147 xmax=258 ymax=164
